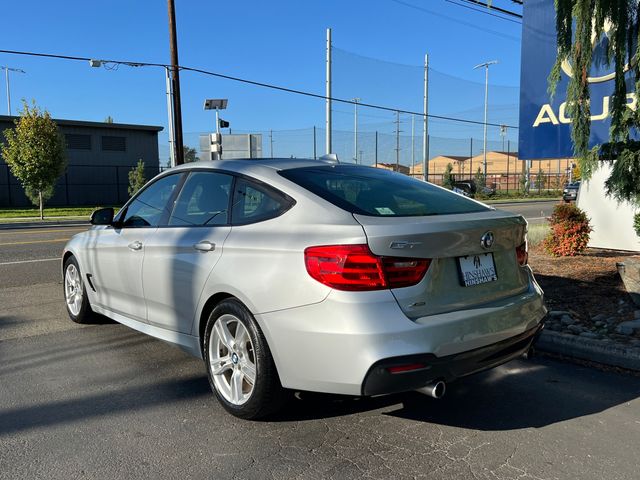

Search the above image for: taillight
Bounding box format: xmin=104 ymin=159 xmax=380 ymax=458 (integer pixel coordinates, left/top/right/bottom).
xmin=304 ymin=244 xmax=430 ymax=291
xmin=516 ymin=240 xmax=528 ymax=266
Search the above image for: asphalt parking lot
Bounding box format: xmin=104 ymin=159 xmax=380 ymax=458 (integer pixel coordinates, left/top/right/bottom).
xmin=2 ymin=206 xmax=639 ymax=480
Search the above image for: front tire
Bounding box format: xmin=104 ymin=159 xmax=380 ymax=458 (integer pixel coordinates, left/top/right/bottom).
xmin=63 ymin=256 xmax=96 ymax=324
xmin=204 ymin=298 xmax=286 ymax=419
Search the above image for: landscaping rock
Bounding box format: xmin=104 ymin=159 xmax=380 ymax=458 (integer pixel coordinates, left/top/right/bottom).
xmin=579 ymin=332 xmax=600 ymax=339
xmin=635 ymin=310 xmax=640 ymax=320
xmin=561 ymin=315 xmax=575 ymax=326
xmin=614 ymin=319 xmax=640 ymax=335
xmin=617 ymin=259 xmax=640 ymax=307
xmin=616 ymin=325 xmax=635 ymax=335
xmin=567 ymin=325 xmax=583 ymax=334
xmin=606 ymin=317 xmax=618 ymax=325
xmin=591 ymin=313 xmax=607 ymax=322
xmin=595 ymin=321 xmax=604 ymax=327
xmin=549 ymin=310 xmax=571 ymax=318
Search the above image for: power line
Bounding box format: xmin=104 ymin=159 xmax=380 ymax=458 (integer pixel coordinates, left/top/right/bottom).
xmin=444 ymin=0 xmax=521 ymax=24
xmin=455 ymin=0 xmax=522 ymax=18
xmin=0 ymin=48 xmax=518 ymax=129
xmin=389 ymin=0 xmax=520 ymax=42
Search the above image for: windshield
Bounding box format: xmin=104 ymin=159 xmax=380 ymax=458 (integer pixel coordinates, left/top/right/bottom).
xmin=279 ymin=165 xmax=490 ymax=217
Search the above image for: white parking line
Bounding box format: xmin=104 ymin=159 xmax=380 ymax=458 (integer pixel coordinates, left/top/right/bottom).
xmin=0 ymin=257 xmax=60 ymax=266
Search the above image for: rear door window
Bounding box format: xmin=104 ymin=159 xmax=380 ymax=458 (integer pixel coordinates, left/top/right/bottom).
xmin=231 ymin=178 xmax=293 ymax=224
xmin=279 ymin=165 xmax=490 ymax=216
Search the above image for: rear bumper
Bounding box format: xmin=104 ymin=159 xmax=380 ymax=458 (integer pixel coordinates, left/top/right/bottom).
xmin=362 ymin=322 xmax=544 ymax=396
xmin=256 ymin=270 xmax=546 ymax=396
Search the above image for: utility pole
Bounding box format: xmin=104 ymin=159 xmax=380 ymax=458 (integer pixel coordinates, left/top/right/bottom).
xmin=473 ymin=60 xmax=498 ymax=180
xmin=395 ymin=111 xmax=401 ymax=171
xmin=423 ymin=53 xmax=429 ymax=182
xmin=1 ymin=66 xmax=25 ymax=116
xmin=352 ymin=98 xmax=360 ymax=163
xmin=325 ymin=28 xmax=332 ymax=154
xmin=164 ymin=67 xmax=175 ymax=167
xmin=167 ymin=0 xmax=184 ymax=165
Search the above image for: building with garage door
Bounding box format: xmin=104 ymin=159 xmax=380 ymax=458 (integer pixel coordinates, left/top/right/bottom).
xmin=0 ymin=115 xmax=163 ymax=207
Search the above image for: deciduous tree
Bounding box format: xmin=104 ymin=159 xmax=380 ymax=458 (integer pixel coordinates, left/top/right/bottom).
xmin=1 ymin=102 xmax=66 ymax=219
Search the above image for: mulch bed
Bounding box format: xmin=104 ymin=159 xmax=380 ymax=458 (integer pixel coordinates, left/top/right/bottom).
xmin=528 ymin=246 xmax=638 ymax=333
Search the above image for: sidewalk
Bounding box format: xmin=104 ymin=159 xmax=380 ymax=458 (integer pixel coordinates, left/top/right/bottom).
xmin=0 ymin=217 xmax=89 ymax=229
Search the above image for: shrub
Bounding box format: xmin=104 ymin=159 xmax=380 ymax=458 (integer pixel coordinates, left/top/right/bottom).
xmin=543 ymin=203 xmax=592 ymax=256
xmin=128 ymin=159 xmax=146 ymax=197
xmin=634 ymin=212 xmax=640 ymax=237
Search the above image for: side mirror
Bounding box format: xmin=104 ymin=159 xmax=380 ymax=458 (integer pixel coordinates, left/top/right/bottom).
xmin=90 ymin=207 xmax=114 ymax=226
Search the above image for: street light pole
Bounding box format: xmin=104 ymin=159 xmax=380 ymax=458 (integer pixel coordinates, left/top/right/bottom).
xmin=1 ymin=66 xmax=26 ymax=116
xmin=352 ymin=98 xmax=360 ymax=163
xmin=473 ymin=60 xmax=498 ymax=180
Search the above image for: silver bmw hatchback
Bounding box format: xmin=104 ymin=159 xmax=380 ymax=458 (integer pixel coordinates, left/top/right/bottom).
xmin=62 ymin=159 xmax=546 ymax=419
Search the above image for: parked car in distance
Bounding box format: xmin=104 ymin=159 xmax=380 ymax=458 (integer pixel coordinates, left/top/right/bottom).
xmin=563 ymin=181 xmax=581 ymax=202
xmin=62 ymin=159 xmax=547 ymax=419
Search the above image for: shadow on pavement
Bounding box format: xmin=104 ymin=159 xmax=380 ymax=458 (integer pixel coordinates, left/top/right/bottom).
xmin=271 ymin=357 xmax=640 ymax=430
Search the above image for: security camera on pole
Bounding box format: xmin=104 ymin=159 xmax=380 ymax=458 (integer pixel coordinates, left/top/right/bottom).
xmin=204 ymin=98 xmax=228 ymax=160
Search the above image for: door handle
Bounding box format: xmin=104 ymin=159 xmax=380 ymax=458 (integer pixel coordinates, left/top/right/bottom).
xmin=194 ymin=241 xmax=216 ymax=252
xmin=128 ymin=241 xmax=143 ymax=251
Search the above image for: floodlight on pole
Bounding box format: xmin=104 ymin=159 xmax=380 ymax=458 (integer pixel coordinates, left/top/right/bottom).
xmin=204 ymin=99 xmax=229 ymax=160
xmin=473 ymin=60 xmax=498 ymax=181
xmin=0 ymin=66 xmax=26 ymax=116
xmin=204 ymin=98 xmax=229 ymax=133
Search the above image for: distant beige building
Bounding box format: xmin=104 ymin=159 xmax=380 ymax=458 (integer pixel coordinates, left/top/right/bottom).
xmin=373 ymin=162 xmax=410 ymax=174
xmin=409 ymin=151 xmax=574 ymax=189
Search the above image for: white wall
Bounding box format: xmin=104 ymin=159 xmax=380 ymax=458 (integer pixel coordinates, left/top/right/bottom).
xmin=577 ymin=163 xmax=639 ymax=252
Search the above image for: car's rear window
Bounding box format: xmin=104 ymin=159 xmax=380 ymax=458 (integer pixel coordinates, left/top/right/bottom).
xmin=279 ymin=165 xmax=490 ymax=216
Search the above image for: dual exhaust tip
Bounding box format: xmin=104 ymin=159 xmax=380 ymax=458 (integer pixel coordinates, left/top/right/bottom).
xmin=416 ymin=380 xmax=446 ymax=399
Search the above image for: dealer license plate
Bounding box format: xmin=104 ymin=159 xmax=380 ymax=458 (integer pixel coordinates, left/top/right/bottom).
xmin=457 ymin=253 xmax=498 ymax=287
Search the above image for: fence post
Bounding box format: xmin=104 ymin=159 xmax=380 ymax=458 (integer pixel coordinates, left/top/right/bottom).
xmin=506 ymin=140 xmax=510 ymax=194
xmin=469 ymin=138 xmax=473 ymax=181
xmin=375 ymin=131 xmax=378 ymax=167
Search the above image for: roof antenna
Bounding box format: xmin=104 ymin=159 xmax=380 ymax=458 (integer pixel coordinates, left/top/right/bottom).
xmin=319 ymin=153 xmax=339 ymax=163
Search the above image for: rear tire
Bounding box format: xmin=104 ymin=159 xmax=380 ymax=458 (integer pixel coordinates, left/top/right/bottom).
xmin=203 ymin=298 xmax=287 ymax=419
xmin=63 ymin=256 xmax=96 ymax=324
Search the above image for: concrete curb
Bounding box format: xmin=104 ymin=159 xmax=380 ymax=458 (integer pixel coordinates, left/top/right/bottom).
xmin=0 ymin=220 xmax=88 ymax=230
xmin=535 ymin=330 xmax=640 ymax=371
xmin=485 ymin=199 xmax=560 ymax=205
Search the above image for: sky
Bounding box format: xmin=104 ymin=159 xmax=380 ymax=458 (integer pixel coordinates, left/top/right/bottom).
xmin=0 ymin=0 xmax=524 ymax=162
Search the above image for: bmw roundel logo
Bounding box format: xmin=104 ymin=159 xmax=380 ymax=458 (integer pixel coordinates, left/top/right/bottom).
xmin=481 ymin=231 xmax=494 ymax=249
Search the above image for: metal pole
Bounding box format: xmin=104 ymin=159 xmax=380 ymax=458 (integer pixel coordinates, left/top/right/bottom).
xmin=353 ymin=98 xmax=360 ymax=163
xmin=325 ymin=28 xmax=332 ymax=154
xmin=411 ymin=114 xmax=415 ymax=175
xmin=506 ymin=140 xmax=510 ymax=194
xmin=423 ymin=54 xmax=429 ymax=182
xmin=313 ymin=126 xmax=317 ymax=159
xmin=375 ymin=131 xmax=378 ymax=167
xmin=395 ymin=111 xmax=401 ymax=171
xmin=469 ymin=138 xmax=473 ymax=181
xmin=5 ymin=68 xmax=10 ymax=116
xmin=482 ymin=64 xmax=489 ymax=179
xmin=215 ymin=109 xmax=220 ymax=134
xmin=270 ymin=129 xmax=273 ymax=158
xmin=164 ymin=67 xmax=175 ymax=167
xmin=167 ymin=0 xmax=184 ymax=165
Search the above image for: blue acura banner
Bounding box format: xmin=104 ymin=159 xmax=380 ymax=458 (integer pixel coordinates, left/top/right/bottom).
xmin=518 ymin=0 xmax=636 ymax=159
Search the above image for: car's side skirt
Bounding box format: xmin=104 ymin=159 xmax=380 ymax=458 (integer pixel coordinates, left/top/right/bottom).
xmin=92 ymin=305 xmax=203 ymax=359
